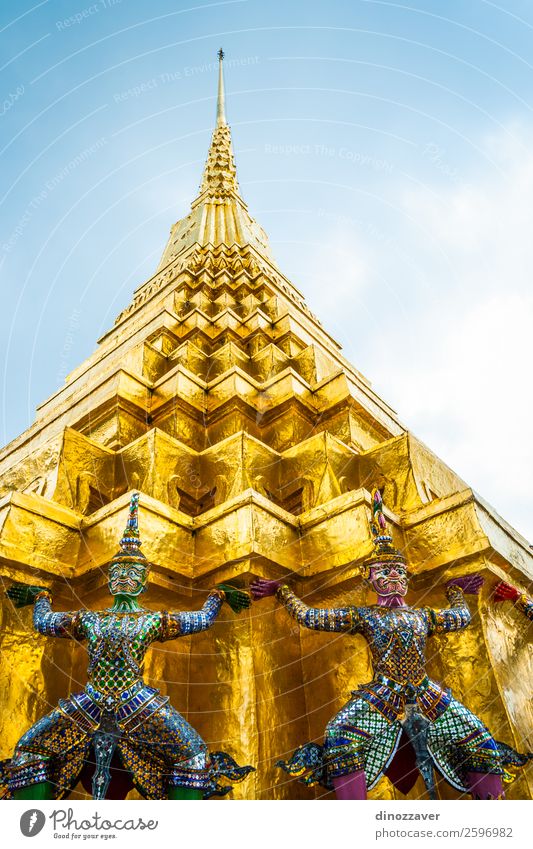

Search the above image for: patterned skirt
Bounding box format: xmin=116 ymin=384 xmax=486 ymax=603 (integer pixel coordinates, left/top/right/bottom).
xmin=277 ymin=689 xmax=527 ymax=794
xmin=1 ymin=687 xmax=254 ymax=800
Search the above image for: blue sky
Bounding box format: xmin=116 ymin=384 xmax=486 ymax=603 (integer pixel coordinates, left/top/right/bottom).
xmin=1 ymin=0 xmax=532 ymax=541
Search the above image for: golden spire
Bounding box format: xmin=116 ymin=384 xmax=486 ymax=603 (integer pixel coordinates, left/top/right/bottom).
xmin=198 ymin=48 xmax=239 ymax=198
xmin=216 ymin=47 xmax=227 ymax=127
xmin=157 ymin=49 xmax=274 ymax=267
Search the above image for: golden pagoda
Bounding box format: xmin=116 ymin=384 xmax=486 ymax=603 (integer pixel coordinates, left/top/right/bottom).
xmin=0 ymin=52 xmax=531 ymax=800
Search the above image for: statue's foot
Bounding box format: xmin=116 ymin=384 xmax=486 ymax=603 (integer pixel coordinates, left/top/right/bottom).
xmin=168 ymin=786 xmax=203 ymax=800
xmin=13 ymin=781 xmax=54 ymax=800
xmin=332 ymin=770 xmax=367 ymax=800
xmin=467 ymin=771 xmax=504 ymax=800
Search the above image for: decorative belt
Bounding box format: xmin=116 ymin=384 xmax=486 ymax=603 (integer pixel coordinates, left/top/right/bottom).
xmin=59 ymin=681 xmax=169 ymax=733
xmin=371 ymin=673 xmax=430 ymax=696
xmin=85 ymin=679 xmax=145 ymax=710
xmin=353 ymin=675 xmax=449 ymax=723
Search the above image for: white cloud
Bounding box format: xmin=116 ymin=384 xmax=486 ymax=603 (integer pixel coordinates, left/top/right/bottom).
xmin=382 ymin=292 xmax=533 ymax=535
xmin=290 ymin=223 xmax=373 ymax=329
xmin=304 ymin=123 xmax=533 ymax=541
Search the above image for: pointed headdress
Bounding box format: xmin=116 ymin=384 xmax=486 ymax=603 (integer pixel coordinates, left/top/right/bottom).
xmin=110 ymin=492 xmax=148 ymax=569
xmin=363 ymin=489 xmax=406 ymax=578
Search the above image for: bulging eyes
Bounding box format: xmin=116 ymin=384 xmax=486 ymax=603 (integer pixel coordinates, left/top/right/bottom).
xmin=378 ymin=567 xmax=406 ymax=578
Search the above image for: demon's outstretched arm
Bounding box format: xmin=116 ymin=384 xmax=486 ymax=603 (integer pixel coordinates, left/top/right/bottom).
xmin=251 ymin=578 xmax=360 ymax=632
xmin=7 ymin=584 xmax=83 ymax=640
xmin=159 ymin=585 xmax=250 ymax=640
xmin=426 ymin=575 xmax=483 ymax=635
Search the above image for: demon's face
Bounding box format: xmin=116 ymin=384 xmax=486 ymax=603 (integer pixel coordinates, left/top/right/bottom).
xmin=368 ymin=561 xmax=409 ymax=599
xmin=108 ymin=559 xmax=149 ymax=597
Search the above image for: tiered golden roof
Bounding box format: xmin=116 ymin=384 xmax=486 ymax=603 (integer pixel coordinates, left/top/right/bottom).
xmin=0 ymin=52 xmax=531 ymax=799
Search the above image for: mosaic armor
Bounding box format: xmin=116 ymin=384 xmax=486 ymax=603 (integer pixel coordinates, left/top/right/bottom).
xmin=276 ymin=583 xmax=521 ymax=793
xmin=5 ymin=590 xmax=252 ymax=799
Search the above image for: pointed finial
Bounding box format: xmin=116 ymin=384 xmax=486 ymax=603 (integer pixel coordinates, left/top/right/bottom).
xmin=119 ymin=492 xmax=142 ymax=552
xmin=216 ymin=47 xmax=227 ymax=127
xmin=109 ymin=493 xmax=150 ymax=594
xmin=362 ymin=488 xmax=406 ymax=577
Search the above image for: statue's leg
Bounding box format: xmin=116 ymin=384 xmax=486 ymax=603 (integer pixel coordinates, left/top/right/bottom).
xmin=466 ymin=771 xmax=504 ymax=800
xmin=332 ymin=770 xmax=367 ymax=800
xmin=323 ymin=697 xmax=389 ymax=799
xmin=122 ymin=704 xmax=210 ymax=799
xmin=8 ymin=707 xmax=89 ymax=801
xmin=168 ymin=785 xmax=203 ymax=800
xmin=159 ymin=706 xmax=209 ymax=799
xmin=123 ymin=703 xmax=253 ymax=799
xmin=14 ymin=781 xmax=54 ymax=800
xmin=426 ymin=697 xmax=506 ymax=799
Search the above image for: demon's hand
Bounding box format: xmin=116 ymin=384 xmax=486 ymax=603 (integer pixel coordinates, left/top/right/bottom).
xmin=216 ymin=584 xmax=251 ymax=614
xmin=250 ymin=578 xmax=283 ymax=600
xmin=493 ymin=581 xmax=521 ymax=603
xmin=446 ymin=574 xmax=484 ymax=595
xmin=6 ymin=583 xmax=49 ymax=608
